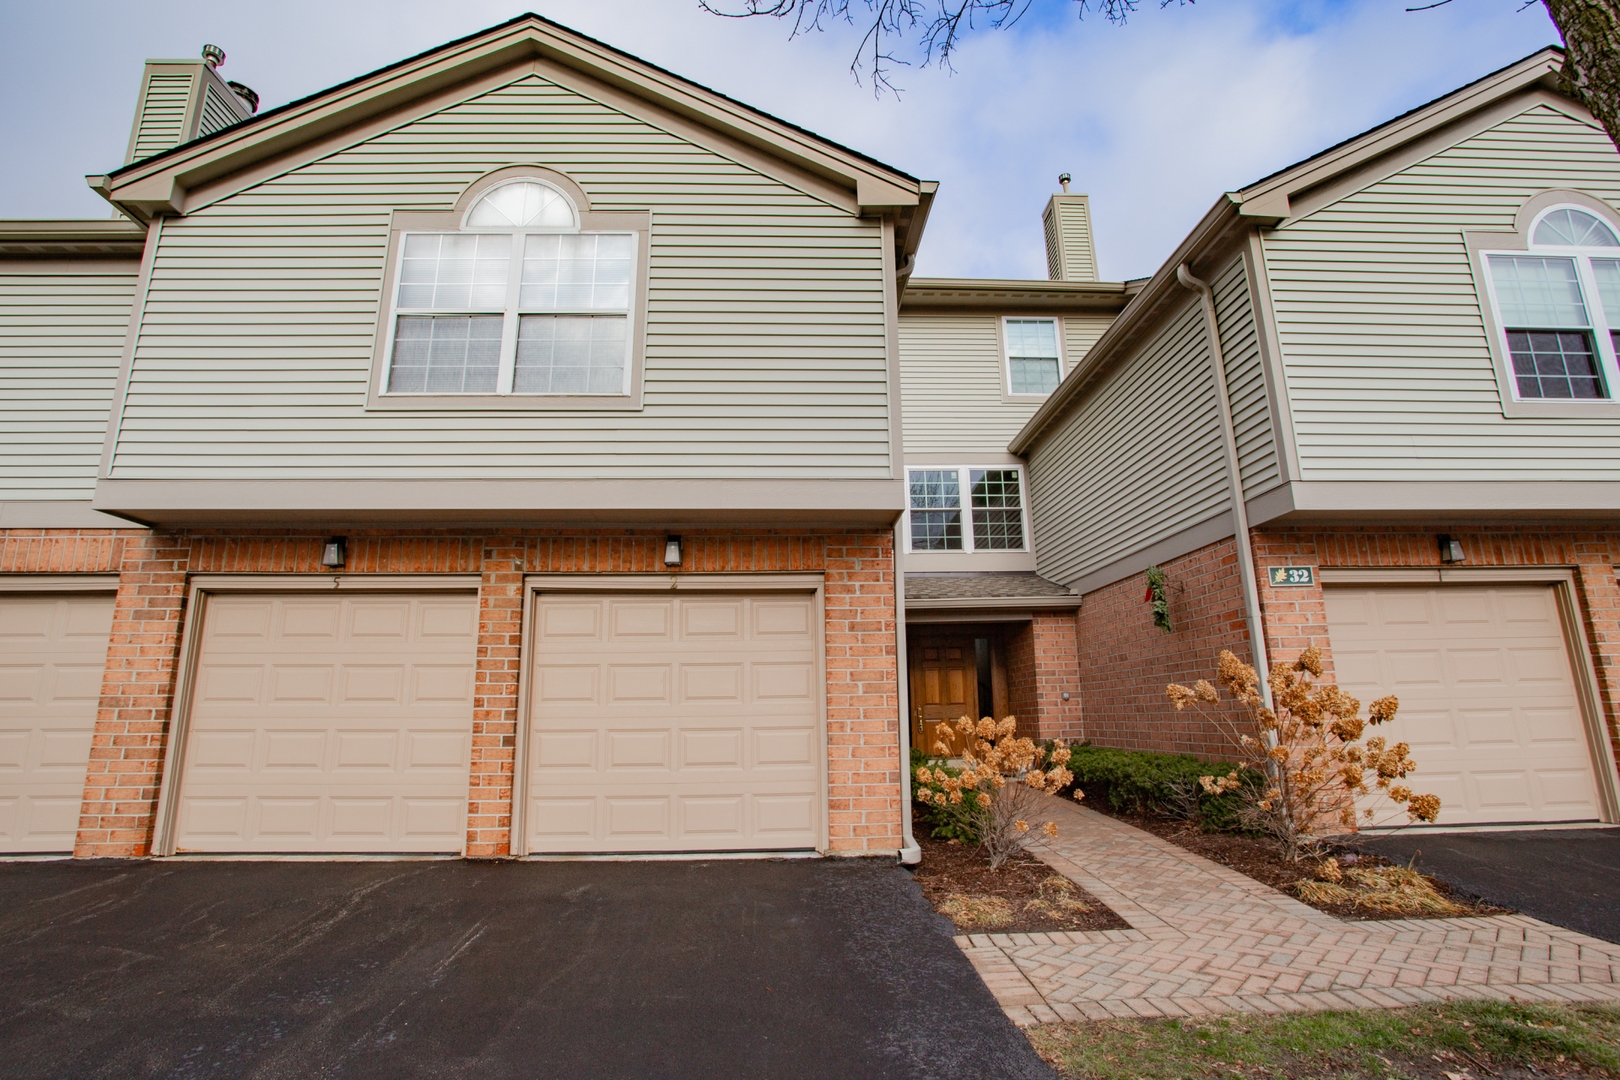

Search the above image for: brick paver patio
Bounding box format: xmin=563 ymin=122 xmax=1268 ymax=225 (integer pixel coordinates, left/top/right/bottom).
xmin=953 ymin=796 xmax=1620 ymax=1026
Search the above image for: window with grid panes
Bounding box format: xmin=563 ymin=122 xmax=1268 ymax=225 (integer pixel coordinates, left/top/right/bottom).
xmin=907 ymin=467 xmax=1027 ymax=552
xmin=1004 ymin=318 xmax=1062 ymax=395
xmin=970 ymin=469 xmax=1025 ymax=549
xmin=386 ymin=179 xmax=635 ymax=397
xmin=908 ymin=470 xmax=963 ymax=550
xmin=1483 ymin=207 xmax=1620 ymax=400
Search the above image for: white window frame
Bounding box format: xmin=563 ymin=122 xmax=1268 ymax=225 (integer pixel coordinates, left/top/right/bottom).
xmin=1466 ymin=190 xmax=1620 ymax=420
xmin=365 ymin=166 xmax=651 ymax=412
xmin=905 ymin=464 xmax=1031 ymax=554
xmin=999 ymin=316 xmax=1066 ymax=400
xmin=1479 ymin=204 xmax=1620 ymax=403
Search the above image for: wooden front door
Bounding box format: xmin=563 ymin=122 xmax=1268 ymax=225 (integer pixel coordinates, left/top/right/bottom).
xmin=909 ymin=636 xmax=979 ymax=758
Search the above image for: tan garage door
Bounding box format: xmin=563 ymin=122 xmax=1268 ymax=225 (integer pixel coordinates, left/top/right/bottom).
xmin=1325 ymin=584 xmax=1606 ymax=826
xmin=0 ymin=593 xmax=115 ymax=853
xmin=526 ymin=592 xmax=822 ymax=854
xmin=172 ymin=593 xmax=477 ymax=853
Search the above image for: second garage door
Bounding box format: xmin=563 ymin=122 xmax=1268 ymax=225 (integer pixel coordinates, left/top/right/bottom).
xmin=171 ymin=592 xmax=478 ymax=853
xmin=526 ymin=592 xmax=822 ymax=854
xmin=1325 ymin=583 xmax=1607 ymax=826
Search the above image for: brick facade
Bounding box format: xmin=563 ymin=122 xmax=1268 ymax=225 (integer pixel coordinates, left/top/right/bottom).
xmin=1074 ymin=525 xmax=1620 ymax=777
xmin=3 ymin=526 xmax=902 ymax=859
xmin=1076 ymin=538 xmax=1256 ymax=761
xmin=1006 ymin=612 xmax=1085 ymax=743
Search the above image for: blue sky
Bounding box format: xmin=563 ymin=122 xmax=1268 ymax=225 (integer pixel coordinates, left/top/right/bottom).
xmin=0 ymin=0 xmax=1560 ymax=280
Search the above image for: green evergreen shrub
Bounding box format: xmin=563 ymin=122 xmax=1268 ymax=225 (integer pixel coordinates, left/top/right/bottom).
xmin=1065 ymin=744 xmax=1255 ymax=831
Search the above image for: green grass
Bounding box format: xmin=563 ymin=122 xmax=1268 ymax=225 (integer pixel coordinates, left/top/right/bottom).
xmin=1026 ymin=1000 xmax=1620 ymax=1079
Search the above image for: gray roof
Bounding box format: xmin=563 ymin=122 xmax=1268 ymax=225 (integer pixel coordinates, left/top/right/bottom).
xmin=904 ymin=572 xmax=1075 ymax=601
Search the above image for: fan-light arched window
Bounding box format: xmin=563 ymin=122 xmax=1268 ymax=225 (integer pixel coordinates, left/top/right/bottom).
xmin=1483 ymin=205 xmax=1620 ymax=400
xmin=384 ymin=178 xmax=636 ymax=397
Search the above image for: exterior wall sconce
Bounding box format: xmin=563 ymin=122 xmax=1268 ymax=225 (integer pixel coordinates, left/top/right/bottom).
xmin=1438 ymin=534 xmax=1466 ymax=564
xmin=321 ymin=537 xmax=346 ymax=568
xmin=663 ymin=535 xmax=683 ymax=568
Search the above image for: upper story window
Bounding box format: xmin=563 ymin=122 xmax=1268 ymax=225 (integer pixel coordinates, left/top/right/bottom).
xmin=1003 ymin=318 xmax=1062 ymax=395
xmin=907 ymin=467 xmax=1027 ymax=552
xmin=1482 ymin=206 xmax=1620 ymax=401
xmin=383 ymin=178 xmax=638 ymax=400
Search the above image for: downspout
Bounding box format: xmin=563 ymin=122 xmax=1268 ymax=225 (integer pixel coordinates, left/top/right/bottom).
xmin=1176 ymin=263 xmax=1272 ymax=705
xmin=893 ymin=521 xmax=922 ymax=865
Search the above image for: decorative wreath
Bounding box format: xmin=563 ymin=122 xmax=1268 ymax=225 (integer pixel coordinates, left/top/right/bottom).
xmin=1143 ymin=565 xmax=1172 ymax=633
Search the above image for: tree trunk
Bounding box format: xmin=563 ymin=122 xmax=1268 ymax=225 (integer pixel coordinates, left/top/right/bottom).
xmin=1543 ymin=0 xmax=1620 ymax=151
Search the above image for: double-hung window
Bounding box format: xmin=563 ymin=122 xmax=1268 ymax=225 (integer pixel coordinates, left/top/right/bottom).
xmin=907 ymin=467 xmax=1028 ymax=552
xmin=1482 ymin=207 xmax=1620 ymax=401
xmin=1003 ymin=317 xmax=1063 ymax=396
xmin=383 ymin=178 xmax=638 ymax=400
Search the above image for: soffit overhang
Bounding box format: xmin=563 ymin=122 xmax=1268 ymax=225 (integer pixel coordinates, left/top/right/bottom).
xmin=88 ymin=14 xmax=924 ymax=224
xmin=901 ymin=277 xmax=1132 ymax=314
xmin=0 ymin=220 xmax=147 ymax=259
xmin=1008 ymin=46 xmax=1580 ymax=459
xmin=90 ymin=478 xmax=906 ymax=529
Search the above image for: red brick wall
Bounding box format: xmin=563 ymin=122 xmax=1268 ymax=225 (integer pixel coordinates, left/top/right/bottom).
xmin=1076 ymin=538 xmax=1254 ymax=761
xmin=1006 ymin=614 xmax=1084 ymax=742
xmin=3 ymin=526 xmax=902 ymax=858
xmin=1254 ymin=526 xmax=1620 ymax=774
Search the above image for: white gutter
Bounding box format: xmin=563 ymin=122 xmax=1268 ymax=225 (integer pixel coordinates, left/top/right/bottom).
xmin=1176 ymin=264 xmax=1273 ymax=706
xmin=893 ymin=522 xmax=922 ymax=865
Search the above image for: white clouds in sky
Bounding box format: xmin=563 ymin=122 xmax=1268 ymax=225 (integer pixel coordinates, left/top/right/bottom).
xmin=0 ymin=0 xmax=1559 ymax=279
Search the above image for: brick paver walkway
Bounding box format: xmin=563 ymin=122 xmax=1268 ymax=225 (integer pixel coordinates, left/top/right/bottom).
xmin=955 ymin=796 xmax=1620 ymax=1026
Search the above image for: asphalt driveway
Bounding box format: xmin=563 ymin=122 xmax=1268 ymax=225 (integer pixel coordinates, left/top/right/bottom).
xmin=1364 ymin=828 xmax=1620 ymax=945
xmin=0 ymin=857 xmax=1053 ymax=1080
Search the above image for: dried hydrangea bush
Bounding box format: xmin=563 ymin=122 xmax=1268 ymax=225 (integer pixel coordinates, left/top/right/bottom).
xmin=1167 ymin=647 xmax=1441 ymax=862
xmin=914 ymin=716 xmax=1081 ymax=869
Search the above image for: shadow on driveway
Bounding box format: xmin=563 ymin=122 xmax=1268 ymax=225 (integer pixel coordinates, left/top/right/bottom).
xmin=1363 ymin=828 xmax=1620 ymax=945
xmin=0 ymin=857 xmax=1053 ymax=1080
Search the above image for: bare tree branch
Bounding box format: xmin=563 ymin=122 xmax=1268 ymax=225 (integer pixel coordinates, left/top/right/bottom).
xmin=702 ymin=0 xmax=1182 ymax=94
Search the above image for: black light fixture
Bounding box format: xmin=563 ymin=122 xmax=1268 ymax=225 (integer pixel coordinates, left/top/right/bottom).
xmin=1438 ymin=534 xmax=1466 ymax=564
xmin=321 ymin=536 xmax=346 ymax=568
xmin=663 ymin=535 xmax=683 ymax=568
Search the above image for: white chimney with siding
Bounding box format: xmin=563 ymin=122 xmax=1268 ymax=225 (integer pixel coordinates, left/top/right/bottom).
xmin=123 ymin=45 xmax=257 ymax=166
xmin=1042 ymin=174 xmax=1098 ymax=282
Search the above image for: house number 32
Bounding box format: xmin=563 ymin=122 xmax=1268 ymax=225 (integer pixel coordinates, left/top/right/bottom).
xmin=1268 ymin=566 xmax=1316 ymax=587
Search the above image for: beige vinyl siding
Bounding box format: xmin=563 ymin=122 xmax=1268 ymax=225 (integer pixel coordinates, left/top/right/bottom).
xmin=1046 ymin=196 xmax=1098 ymax=282
xmin=130 ymin=74 xmax=194 ymax=161
xmin=1027 ymin=293 xmax=1229 ymax=585
xmin=198 ymin=83 xmax=240 ymax=137
xmin=1062 ymin=313 xmax=1115 ymax=371
xmin=1266 ymin=103 xmax=1620 ymax=481
xmin=1043 ymin=213 xmax=1063 ymax=281
xmin=1210 ymin=252 xmax=1279 ymax=494
xmin=0 ymin=262 xmax=140 ymax=500
xmin=110 ymin=74 xmax=891 ymax=480
xmin=900 ymin=314 xmax=1018 ymax=453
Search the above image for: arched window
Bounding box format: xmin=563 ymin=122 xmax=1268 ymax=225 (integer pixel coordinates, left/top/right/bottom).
xmin=383 ymin=176 xmax=637 ymax=398
xmin=1483 ymin=204 xmax=1620 ymax=400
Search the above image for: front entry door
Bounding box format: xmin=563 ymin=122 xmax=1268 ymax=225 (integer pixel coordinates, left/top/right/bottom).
xmin=909 ymin=637 xmax=978 ymax=757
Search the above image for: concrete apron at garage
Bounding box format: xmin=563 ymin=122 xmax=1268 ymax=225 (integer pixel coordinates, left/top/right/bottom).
xmin=0 ymin=857 xmax=1054 ymax=1080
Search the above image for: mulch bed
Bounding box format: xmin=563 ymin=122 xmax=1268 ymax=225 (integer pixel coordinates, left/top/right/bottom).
xmin=912 ymin=828 xmax=1131 ymax=935
xmin=1088 ymin=803 xmax=1511 ymax=922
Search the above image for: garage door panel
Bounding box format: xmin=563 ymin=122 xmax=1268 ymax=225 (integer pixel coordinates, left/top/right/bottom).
xmin=1326 ymin=584 xmax=1604 ymax=825
xmin=528 ymin=591 xmax=821 ymax=853
xmin=613 ymin=602 xmax=672 ymax=639
xmin=0 ymin=594 xmax=115 ymax=852
xmin=682 ymin=601 xmax=741 ymax=638
xmin=174 ymin=594 xmax=476 ymax=853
